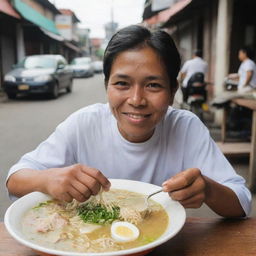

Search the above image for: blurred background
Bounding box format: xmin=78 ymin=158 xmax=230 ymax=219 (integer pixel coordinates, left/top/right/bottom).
xmin=1 ymin=0 xmax=256 ymax=220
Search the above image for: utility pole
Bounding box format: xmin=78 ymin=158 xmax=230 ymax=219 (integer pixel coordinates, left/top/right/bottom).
xmin=111 ymin=0 xmax=114 ymax=36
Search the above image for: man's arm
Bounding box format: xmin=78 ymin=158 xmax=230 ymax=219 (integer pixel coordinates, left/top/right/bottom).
xmin=228 ymin=73 xmax=239 ymax=81
xmin=7 ymin=165 xmax=111 ymax=202
xmin=162 ymin=168 xmax=245 ymax=217
xmin=178 ymin=72 xmax=186 ymax=84
xmin=242 ymin=70 xmax=253 ymax=87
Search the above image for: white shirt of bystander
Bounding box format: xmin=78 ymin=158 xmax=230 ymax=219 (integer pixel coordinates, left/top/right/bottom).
xmin=238 ymin=58 xmax=256 ymax=91
xmin=181 ymin=57 xmax=208 ymax=88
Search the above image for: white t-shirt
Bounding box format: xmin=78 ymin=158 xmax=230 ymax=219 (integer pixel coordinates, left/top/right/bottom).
xmin=7 ymin=103 xmax=251 ymax=216
xmin=181 ymin=57 xmax=208 ymax=88
xmin=238 ymin=58 xmax=256 ymax=90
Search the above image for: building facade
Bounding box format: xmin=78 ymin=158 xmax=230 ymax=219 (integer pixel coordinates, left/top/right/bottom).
xmin=0 ymin=0 xmax=82 ymax=89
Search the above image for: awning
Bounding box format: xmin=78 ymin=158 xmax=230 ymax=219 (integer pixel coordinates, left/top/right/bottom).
xmin=64 ymin=42 xmax=81 ymax=52
xmin=40 ymin=28 xmax=64 ymax=42
xmin=158 ymin=0 xmax=192 ymax=23
xmin=144 ymin=0 xmax=192 ymax=25
xmin=0 ymin=0 xmax=20 ymax=19
xmin=12 ymin=0 xmax=60 ymax=35
xmin=143 ymin=0 xmax=161 ymax=20
xmin=162 ymin=0 xmax=210 ymax=28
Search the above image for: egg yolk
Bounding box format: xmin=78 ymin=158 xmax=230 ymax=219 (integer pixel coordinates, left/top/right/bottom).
xmin=115 ymin=226 xmax=134 ymax=238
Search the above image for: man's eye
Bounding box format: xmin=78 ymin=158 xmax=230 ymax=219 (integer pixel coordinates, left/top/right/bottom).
xmin=147 ymin=83 xmax=162 ymax=88
xmin=114 ymin=81 xmax=127 ymax=86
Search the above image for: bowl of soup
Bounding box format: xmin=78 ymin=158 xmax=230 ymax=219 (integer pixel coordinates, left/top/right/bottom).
xmin=4 ymin=179 xmax=186 ymax=256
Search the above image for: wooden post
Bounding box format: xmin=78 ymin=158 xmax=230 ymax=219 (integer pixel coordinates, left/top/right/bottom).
xmin=248 ymin=110 xmax=256 ymax=192
xmin=221 ymin=106 xmax=227 ymax=142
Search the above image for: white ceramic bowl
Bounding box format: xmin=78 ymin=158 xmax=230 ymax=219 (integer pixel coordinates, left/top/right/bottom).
xmin=4 ymin=179 xmax=186 ymax=256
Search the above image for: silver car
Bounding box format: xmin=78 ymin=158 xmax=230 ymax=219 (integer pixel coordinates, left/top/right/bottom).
xmin=3 ymin=54 xmax=73 ymax=99
xmin=70 ymin=57 xmax=94 ymax=78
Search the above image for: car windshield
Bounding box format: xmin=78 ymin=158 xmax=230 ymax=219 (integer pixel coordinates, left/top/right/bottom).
xmin=71 ymin=58 xmax=91 ymax=65
xmin=20 ymin=56 xmax=57 ymax=69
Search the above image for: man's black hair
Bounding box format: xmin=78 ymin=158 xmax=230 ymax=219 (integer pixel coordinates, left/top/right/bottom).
xmin=103 ymin=25 xmax=181 ymax=89
xmin=193 ymin=49 xmax=203 ymax=58
xmin=240 ymin=46 xmax=255 ymax=59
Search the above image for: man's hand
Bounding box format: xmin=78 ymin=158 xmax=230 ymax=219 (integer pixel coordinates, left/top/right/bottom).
xmin=162 ymin=168 xmax=206 ymax=208
xmin=43 ymin=164 xmax=111 ymax=202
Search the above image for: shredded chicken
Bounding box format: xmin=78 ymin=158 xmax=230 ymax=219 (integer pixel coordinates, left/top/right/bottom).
xmin=119 ymin=207 xmax=143 ymax=225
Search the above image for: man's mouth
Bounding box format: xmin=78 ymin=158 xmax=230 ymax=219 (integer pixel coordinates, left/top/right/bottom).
xmin=123 ymin=112 xmax=151 ymax=120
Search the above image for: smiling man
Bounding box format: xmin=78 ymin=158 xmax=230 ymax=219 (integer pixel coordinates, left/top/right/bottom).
xmin=6 ymin=25 xmax=251 ymax=218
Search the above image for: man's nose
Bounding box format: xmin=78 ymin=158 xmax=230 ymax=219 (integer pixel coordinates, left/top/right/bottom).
xmin=127 ymin=86 xmax=146 ymax=107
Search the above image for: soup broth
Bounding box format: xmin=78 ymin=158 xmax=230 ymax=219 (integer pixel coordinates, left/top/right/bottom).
xmin=22 ymin=189 xmax=168 ymax=253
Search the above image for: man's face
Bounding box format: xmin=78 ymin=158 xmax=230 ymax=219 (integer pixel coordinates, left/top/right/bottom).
xmin=238 ymin=50 xmax=247 ymax=61
xmin=107 ymin=46 xmax=175 ymax=143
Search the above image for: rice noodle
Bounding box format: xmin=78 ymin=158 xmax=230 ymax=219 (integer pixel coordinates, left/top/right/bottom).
xmin=119 ymin=207 xmax=143 ymax=225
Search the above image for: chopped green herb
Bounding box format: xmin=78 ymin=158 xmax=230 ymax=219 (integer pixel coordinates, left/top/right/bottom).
xmin=77 ymin=202 xmax=120 ymax=224
xmin=139 ymin=235 xmax=156 ymax=245
xmin=33 ymin=200 xmax=52 ymax=209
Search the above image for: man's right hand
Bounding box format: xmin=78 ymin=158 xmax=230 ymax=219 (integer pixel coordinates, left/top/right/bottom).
xmin=7 ymin=164 xmax=111 ymax=202
xmin=43 ymin=164 xmax=111 ymax=202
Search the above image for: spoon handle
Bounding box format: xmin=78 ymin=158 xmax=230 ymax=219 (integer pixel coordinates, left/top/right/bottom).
xmin=147 ymin=188 xmax=163 ymax=199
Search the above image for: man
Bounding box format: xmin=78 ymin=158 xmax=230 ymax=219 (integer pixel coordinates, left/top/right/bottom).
xmin=179 ymin=49 xmax=208 ymax=102
xmin=237 ymin=46 xmax=256 ymax=92
xmin=6 ymin=26 xmax=250 ymax=218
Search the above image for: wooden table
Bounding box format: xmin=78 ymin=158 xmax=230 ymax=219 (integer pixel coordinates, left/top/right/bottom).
xmin=1 ymin=218 xmax=256 ymax=256
xmin=218 ymin=98 xmax=256 ymax=192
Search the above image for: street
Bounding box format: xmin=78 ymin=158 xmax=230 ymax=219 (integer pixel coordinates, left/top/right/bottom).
xmin=0 ymin=74 xmax=107 ymax=220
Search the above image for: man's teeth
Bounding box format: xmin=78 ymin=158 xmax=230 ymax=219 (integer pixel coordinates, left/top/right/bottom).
xmin=127 ymin=114 xmax=148 ymax=119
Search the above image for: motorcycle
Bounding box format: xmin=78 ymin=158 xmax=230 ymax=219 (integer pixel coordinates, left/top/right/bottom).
xmin=184 ymin=72 xmax=208 ymax=121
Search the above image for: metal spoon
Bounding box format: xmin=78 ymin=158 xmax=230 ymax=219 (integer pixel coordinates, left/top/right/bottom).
xmin=145 ymin=188 xmax=163 ymax=204
xmin=143 ymin=188 xmax=163 ymax=215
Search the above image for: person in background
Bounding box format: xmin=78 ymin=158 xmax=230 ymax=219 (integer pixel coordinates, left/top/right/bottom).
xmin=179 ymin=49 xmax=208 ymax=102
xmin=237 ymin=46 xmax=256 ymax=92
xmin=6 ymin=25 xmax=251 ymax=218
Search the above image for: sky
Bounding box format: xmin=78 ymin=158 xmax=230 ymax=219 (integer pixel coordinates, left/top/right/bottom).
xmin=49 ymin=0 xmax=145 ymax=38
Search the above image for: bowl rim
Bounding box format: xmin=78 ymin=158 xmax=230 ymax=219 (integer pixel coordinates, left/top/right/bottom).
xmin=4 ymin=178 xmax=186 ymax=256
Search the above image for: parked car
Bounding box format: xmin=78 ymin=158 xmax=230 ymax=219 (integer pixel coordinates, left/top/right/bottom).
xmin=3 ymin=54 xmax=73 ymax=99
xmin=70 ymin=57 xmax=94 ymax=78
xmin=92 ymin=60 xmax=103 ymax=73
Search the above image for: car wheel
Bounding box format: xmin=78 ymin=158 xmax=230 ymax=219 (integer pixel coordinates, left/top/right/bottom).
xmin=7 ymin=92 xmax=16 ymax=99
xmin=66 ymin=79 xmax=73 ymax=93
xmin=50 ymin=83 xmax=59 ymax=99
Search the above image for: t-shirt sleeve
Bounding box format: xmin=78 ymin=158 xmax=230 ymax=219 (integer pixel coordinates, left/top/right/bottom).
xmin=244 ymin=60 xmax=255 ymax=72
xmin=6 ymin=113 xmax=77 ymax=190
xmin=183 ymin=115 xmax=252 ymax=216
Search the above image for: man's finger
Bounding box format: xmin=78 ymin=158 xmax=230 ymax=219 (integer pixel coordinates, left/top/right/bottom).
xmin=68 ymin=184 xmax=90 ymax=202
xmin=80 ymin=166 xmax=111 ymax=190
xmin=162 ymin=168 xmax=200 ymax=192
xmin=74 ymin=173 xmax=101 ymax=195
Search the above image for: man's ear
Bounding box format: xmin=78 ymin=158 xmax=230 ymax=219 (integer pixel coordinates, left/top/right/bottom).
xmin=169 ymin=79 xmax=179 ymax=105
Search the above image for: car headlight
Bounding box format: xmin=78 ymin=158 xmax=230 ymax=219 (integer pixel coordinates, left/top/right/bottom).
xmin=33 ymin=75 xmax=52 ymax=82
xmin=4 ymin=75 xmax=16 ymax=82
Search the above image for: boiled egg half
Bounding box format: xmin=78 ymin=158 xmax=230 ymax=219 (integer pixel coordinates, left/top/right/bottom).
xmin=111 ymin=221 xmax=140 ymax=242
